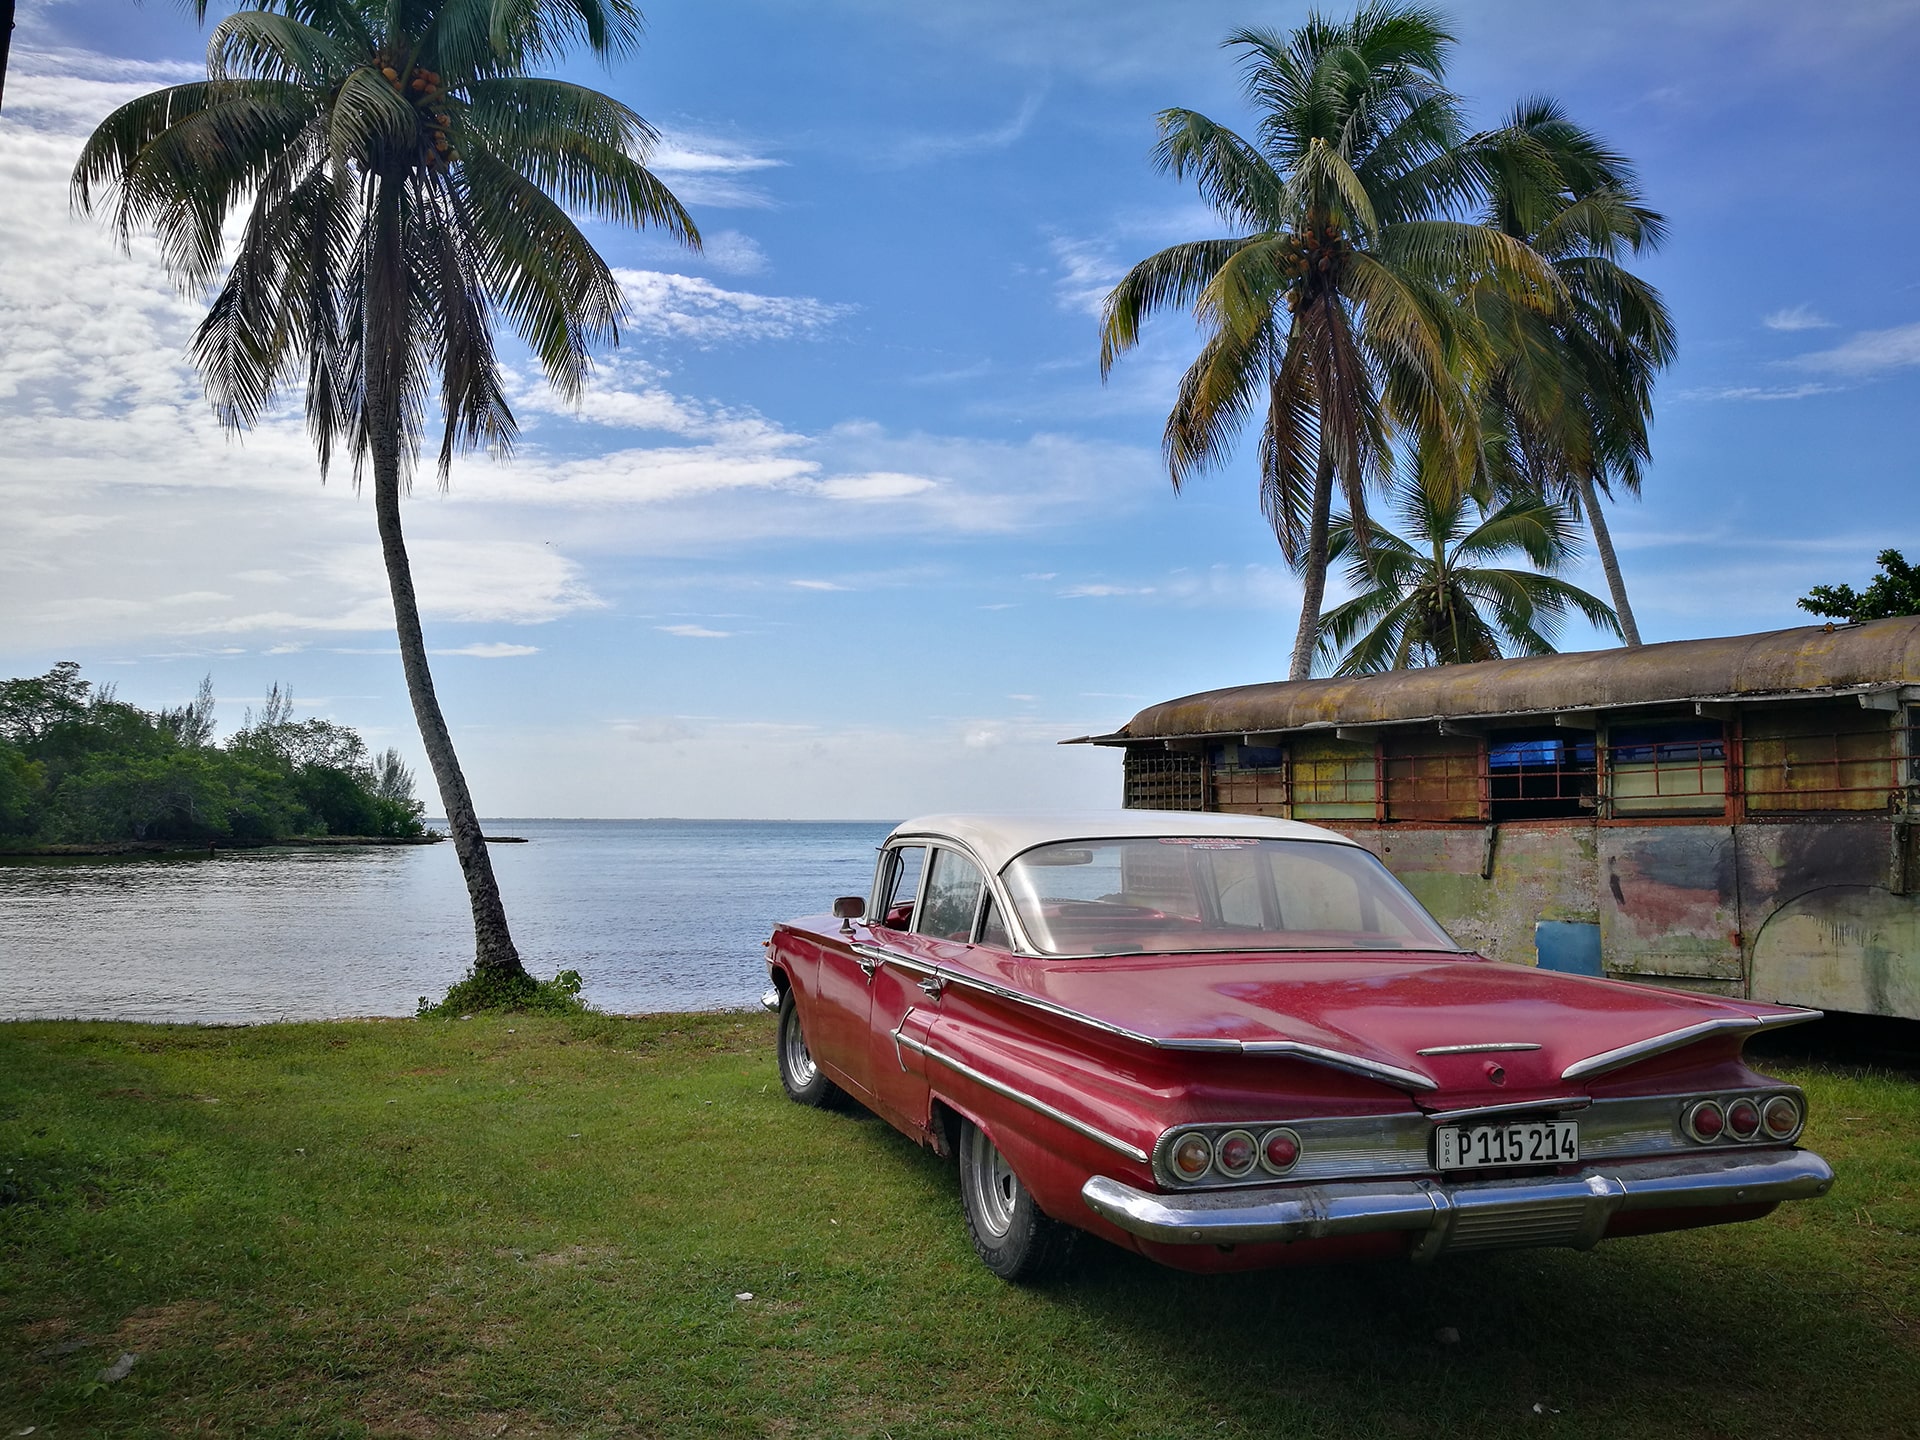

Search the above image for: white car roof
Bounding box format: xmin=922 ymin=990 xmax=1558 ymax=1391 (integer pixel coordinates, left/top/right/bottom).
xmin=884 ymin=810 xmax=1361 ymax=875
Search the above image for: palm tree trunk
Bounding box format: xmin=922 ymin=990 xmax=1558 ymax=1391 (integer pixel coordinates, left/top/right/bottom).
xmin=0 ymin=0 xmax=15 ymax=112
xmin=366 ymin=180 xmax=525 ymax=982
xmin=1576 ymin=471 xmax=1641 ymax=647
xmin=1286 ymin=439 xmax=1337 ymax=682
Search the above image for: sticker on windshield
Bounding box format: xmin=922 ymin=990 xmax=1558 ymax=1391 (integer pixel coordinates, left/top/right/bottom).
xmin=1156 ymin=837 xmax=1254 ymax=849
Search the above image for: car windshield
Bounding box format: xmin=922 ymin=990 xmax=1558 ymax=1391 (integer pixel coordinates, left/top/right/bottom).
xmin=1000 ymin=837 xmax=1458 ymax=956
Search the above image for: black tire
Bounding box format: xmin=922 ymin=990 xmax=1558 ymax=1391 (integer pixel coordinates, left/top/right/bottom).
xmin=777 ymin=989 xmax=847 ymax=1109
xmin=957 ymin=1119 xmax=1077 ymax=1281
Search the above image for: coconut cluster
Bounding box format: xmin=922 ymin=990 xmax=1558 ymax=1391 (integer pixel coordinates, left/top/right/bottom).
xmin=1283 ymin=222 xmax=1352 ymax=311
xmin=378 ymin=59 xmax=458 ymax=168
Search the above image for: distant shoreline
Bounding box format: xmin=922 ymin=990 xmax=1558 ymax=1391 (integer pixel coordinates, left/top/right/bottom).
xmin=0 ymin=834 xmax=447 ymax=858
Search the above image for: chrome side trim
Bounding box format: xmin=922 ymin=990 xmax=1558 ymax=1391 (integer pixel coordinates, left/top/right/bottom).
xmin=889 ymin=1007 xmax=913 ymax=1073
xmin=1560 ymin=1010 xmax=1823 ymax=1081
xmin=893 ymin=1028 xmax=1151 ymax=1164
xmin=854 ymin=941 xmax=1435 ymax=1092
xmin=1426 ymin=1095 xmax=1592 ymax=1124
xmin=1416 ymin=1042 xmax=1542 ymax=1056
xmin=1080 ymin=1149 xmax=1835 ymax=1252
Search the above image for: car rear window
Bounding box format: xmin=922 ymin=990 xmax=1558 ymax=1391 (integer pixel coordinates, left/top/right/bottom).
xmin=1000 ymin=837 xmax=1457 ymax=956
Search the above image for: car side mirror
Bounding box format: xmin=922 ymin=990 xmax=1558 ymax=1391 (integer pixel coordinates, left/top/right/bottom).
xmin=833 ymin=895 xmax=865 ymax=935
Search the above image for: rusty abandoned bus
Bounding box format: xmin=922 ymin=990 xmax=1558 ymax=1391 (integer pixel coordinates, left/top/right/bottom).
xmin=1074 ymin=616 xmax=1920 ymax=1021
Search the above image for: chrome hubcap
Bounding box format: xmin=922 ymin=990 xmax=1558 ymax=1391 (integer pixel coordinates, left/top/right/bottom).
xmin=782 ymin=1009 xmax=817 ymax=1085
xmin=964 ymin=1126 xmax=1018 ymax=1240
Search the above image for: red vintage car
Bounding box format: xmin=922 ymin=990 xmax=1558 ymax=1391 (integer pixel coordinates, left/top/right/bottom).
xmin=763 ymin=812 xmax=1834 ymax=1280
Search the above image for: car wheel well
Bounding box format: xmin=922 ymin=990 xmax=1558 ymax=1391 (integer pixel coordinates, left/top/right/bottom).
xmin=928 ymin=1098 xmax=971 ymax=1160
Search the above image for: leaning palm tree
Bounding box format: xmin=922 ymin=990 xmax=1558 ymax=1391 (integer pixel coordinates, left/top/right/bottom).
xmin=1465 ymin=99 xmax=1674 ymax=646
xmin=73 ymin=0 xmax=697 ymax=991
xmin=1100 ymin=3 xmax=1556 ymax=681
xmin=1317 ymin=465 xmax=1620 ymax=674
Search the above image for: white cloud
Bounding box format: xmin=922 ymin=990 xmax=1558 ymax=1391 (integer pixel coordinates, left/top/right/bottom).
xmin=881 ymin=91 xmax=1044 ymax=166
xmin=625 ymin=228 xmax=769 ymax=277
xmin=1055 ymin=565 xmax=1298 ymax=607
xmin=694 ymin=230 xmax=769 ymax=275
xmin=1050 ymin=235 xmax=1123 ymax=319
xmin=646 ymin=132 xmax=785 ymax=209
xmin=905 ymin=359 xmax=993 ymax=385
xmin=657 ymin=623 xmax=733 ymax=638
xmin=434 ymin=642 xmax=541 ymax=658
xmin=1762 ymin=304 xmax=1833 ymax=332
xmin=790 ymin=579 xmax=850 ymax=591
xmin=816 ymin=471 xmax=938 ymax=501
xmin=614 ymin=269 xmax=851 ymax=344
xmin=1796 ymin=321 xmax=1920 ymax=376
xmin=1676 ymin=383 xmax=1838 ymax=402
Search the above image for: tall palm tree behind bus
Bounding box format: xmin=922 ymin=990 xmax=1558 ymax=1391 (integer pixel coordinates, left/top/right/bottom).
xmin=74 ymin=0 xmax=697 ymax=988
xmin=1100 ymin=3 xmax=1554 ymax=681
xmin=1468 ymin=99 xmax=1673 ymax=646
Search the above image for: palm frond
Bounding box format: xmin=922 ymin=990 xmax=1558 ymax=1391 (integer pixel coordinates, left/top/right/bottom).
xmin=1163 ymin=319 xmax=1274 ymax=492
xmin=208 ymin=11 xmax=358 ymax=87
xmin=1150 ymin=109 xmax=1288 ymax=233
xmin=1100 ymin=238 xmax=1252 ymax=375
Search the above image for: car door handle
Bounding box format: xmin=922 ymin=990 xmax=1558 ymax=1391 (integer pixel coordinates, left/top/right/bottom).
xmin=851 ymin=942 xmax=892 ymax=982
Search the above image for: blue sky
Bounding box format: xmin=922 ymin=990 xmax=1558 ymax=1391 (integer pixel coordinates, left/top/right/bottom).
xmin=1 ymin=0 xmax=1915 ymax=818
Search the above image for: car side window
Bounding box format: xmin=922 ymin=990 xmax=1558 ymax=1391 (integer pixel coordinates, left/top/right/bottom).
xmin=915 ymin=847 xmax=985 ymax=942
xmin=875 ymin=845 xmax=926 ymax=930
xmin=976 ymin=895 xmax=1011 ymax=949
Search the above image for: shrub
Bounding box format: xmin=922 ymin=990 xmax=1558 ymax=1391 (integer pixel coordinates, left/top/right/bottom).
xmin=417 ymin=967 xmax=590 ymax=1018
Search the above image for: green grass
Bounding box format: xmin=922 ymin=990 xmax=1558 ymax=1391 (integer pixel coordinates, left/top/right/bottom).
xmin=2 ymin=1014 xmax=1915 ymax=1439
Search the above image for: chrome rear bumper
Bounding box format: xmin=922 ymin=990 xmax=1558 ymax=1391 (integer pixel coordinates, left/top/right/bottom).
xmin=1081 ymin=1149 xmax=1833 ymax=1259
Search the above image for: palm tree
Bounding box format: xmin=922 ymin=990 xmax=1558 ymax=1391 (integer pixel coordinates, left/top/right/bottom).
xmin=1316 ymin=467 xmax=1620 ymax=673
xmin=1100 ymin=3 xmax=1555 ymax=681
xmin=73 ymin=0 xmax=697 ymax=991
xmin=1465 ymin=99 xmax=1674 ymax=646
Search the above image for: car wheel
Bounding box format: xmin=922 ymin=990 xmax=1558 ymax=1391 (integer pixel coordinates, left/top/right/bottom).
xmin=957 ymin=1119 xmax=1076 ymax=1281
xmin=777 ymin=989 xmax=847 ymax=1109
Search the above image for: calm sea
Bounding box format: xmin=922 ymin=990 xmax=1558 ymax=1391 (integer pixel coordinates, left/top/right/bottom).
xmin=0 ymin=820 xmax=893 ymax=1023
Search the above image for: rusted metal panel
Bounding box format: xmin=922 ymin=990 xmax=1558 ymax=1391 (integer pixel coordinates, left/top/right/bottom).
xmin=1344 ymin=826 xmax=1598 ymax=969
xmin=1383 ymin=735 xmax=1482 ymax=821
xmin=1095 ymin=617 xmax=1920 ymax=745
xmin=1289 ymin=736 xmax=1375 ymax=821
xmin=1735 ymin=820 xmax=1920 ymax=1019
xmin=1748 ymin=885 xmax=1920 ymax=1019
xmin=1741 ymin=707 xmax=1905 ymax=813
xmin=1598 ymin=828 xmax=1743 ymax=983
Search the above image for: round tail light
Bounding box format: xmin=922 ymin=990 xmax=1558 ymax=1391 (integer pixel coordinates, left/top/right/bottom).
xmin=1260 ymin=1127 xmax=1301 ymax=1175
xmin=1684 ymin=1099 xmax=1725 ymax=1143
xmin=1762 ymin=1094 xmax=1802 ymax=1140
xmin=1725 ymin=1098 xmax=1761 ymax=1140
xmin=1170 ymin=1132 xmax=1213 ymax=1181
xmin=1214 ymin=1130 xmax=1257 ymax=1177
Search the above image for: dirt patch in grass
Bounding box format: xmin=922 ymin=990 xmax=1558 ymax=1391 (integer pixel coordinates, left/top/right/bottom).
xmin=115 ymin=1298 xmax=223 ymax=1349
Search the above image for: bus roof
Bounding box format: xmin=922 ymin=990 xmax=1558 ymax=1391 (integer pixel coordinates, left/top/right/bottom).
xmin=1075 ymin=616 xmax=1920 ymax=746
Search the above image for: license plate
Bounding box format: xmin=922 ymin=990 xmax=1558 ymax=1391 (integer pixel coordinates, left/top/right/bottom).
xmin=1436 ymin=1120 xmax=1579 ymax=1170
